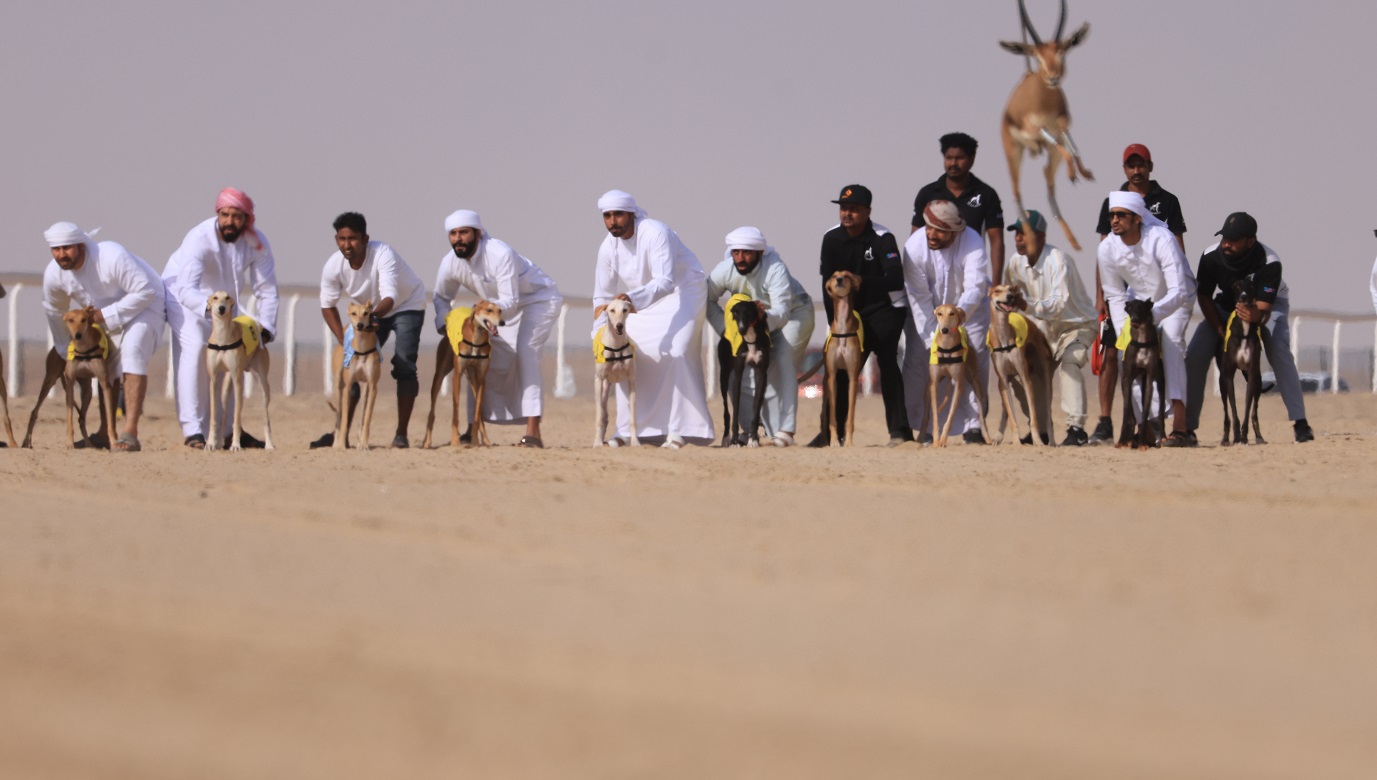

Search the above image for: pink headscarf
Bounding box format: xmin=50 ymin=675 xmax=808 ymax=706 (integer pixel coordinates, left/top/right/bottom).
xmin=215 ymin=187 xmax=262 ymax=249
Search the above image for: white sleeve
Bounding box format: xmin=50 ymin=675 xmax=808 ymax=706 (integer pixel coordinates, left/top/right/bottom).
xmin=320 ymin=256 xmax=342 ymax=309
xmin=99 ymin=247 xmax=159 ymax=333
xmin=1028 ymin=251 xmax=1070 ymax=321
xmin=248 ymin=233 xmax=280 ymax=333
xmin=761 ymin=257 xmax=793 ymax=332
xmin=486 ymin=243 xmax=521 ymax=312
xmin=902 ymin=238 xmax=936 ymax=337
xmin=592 ymin=240 xmax=617 ymax=335
xmin=170 ymin=237 xmax=213 ymax=315
xmin=1098 ymin=243 xmax=1129 ymax=328
xmin=375 ymin=246 xmax=402 ymax=305
xmin=1150 ymin=232 xmax=1196 ymax=323
xmin=704 ymin=258 xmax=729 ymax=336
xmin=42 ymin=263 xmax=71 ymax=346
xmin=957 ymin=241 xmax=990 ymax=314
xmin=623 ymin=225 xmax=675 ymax=312
xmin=433 ymin=257 xmax=460 ymax=333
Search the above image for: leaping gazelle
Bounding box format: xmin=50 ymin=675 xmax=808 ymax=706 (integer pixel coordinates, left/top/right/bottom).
xmin=1000 ymin=0 xmax=1093 ymax=251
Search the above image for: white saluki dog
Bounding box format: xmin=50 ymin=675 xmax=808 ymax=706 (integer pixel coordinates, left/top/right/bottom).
xmin=593 ymin=298 xmax=639 ymax=447
xmin=205 ymin=291 xmax=274 ymax=451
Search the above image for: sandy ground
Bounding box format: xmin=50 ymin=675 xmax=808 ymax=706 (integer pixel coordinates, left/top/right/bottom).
xmin=3 ymin=387 xmax=1377 ymax=779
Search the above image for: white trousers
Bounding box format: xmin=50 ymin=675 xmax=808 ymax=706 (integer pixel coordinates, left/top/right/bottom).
xmin=1036 ymin=318 xmax=1096 ymax=430
xmin=466 ymin=296 xmax=562 ymax=423
xmin=1110 ymin=305 xmax=1190 ymax=421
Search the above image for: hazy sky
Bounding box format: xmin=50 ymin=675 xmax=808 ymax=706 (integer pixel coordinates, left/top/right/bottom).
xmin=4 ymin=1 xmax=1375 ymax=320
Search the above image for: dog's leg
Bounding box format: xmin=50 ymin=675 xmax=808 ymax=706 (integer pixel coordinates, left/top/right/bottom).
xmin=100 ymin=374 xmax=118 ymax=452
xmin=206 ymin=366 xmax=221 ymax=451
xmin=1116 ymin=351 xmax=1135 ymax=449
xmin=748 ymin=357 xmax=768 ymax=447
xmin=594 ymin=374 xmax=607 ymax=447
xmin=992 ymin=364 xmax=1016 ymax=445
xmin=334 ymin=370 xmax=351 ymax=450
xmin=970 ymin=361 xmax=993 ymax=446
xmin=64 ymin=371 xmax=78 ymax=450
xmin=360 ymin=368 xmax=379 ymax=452
xmin=22 ymin=352 xmax=66 ymax=448
xmin=450 ymin=362 xmax=463 ymax=448
xmin=1018 ymin=361 xmax=1044 ymax=447
xmin=1140 ymin=358 xmax=1158 ymax=450
xmin=1220 ymin=361 xmax=1237 ymax=447
xmin=626 ymin=367 xmax=639 ymax=447
xmin=229 ymin=366 xmax=244 ymax=452
xmin=728 ymin=360 xmax=744 ymax=447
xmin=423 ymin=342 xmax=449 ymax=449
xmin=472 ymin=368 xmax=490 ymax=447
xmin=844 ymin=364 xmax=858 ymax=447
xmin=0 ymin=366 xmax=15 ymax=448
xmin=930 ymin=369 xmax=947 ymax=447
xmin=825 ymin=364 xmax=838 ymax=447
xmin=719 ymin=340 xmax=733 ymax=447
xmin=1247 ymin=359 xmax=1266 ymax=445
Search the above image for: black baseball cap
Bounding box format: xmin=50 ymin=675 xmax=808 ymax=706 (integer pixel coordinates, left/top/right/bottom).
xmin=831 ymin=184 xmax=872 ymax=207
xmin=1215 ymin=212 xmax=1257 ymax=240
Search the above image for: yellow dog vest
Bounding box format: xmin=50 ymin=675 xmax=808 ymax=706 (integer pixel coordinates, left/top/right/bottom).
xmin=721 ymin=293 xmax=773 ymax=356
xmin=234 ymin=315 xmax=261 ymax=358
xmin=931 ymin=326 xmax=971 ymax=364
xmin=445 ymin=306 xmax=473 ymax=356
xmin=67 ymin=322 xmax=110 ymax=360
xmin=594 ymin=325 xmax=635 ymax=363
xmin=986 ymin=312 xmax=1029 ymax=350
xmin=823 ymin=311 xmax=864 ymax=352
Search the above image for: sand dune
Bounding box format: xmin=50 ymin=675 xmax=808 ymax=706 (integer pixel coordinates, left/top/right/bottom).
xmin=2 ymin=390 xmax=1376 ymax=779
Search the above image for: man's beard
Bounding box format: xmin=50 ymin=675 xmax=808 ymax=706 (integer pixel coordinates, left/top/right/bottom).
xmin=219 ymin=225 xmax=243 ymax=244
xmin=451 ymin=240 xmax=476 ymax=259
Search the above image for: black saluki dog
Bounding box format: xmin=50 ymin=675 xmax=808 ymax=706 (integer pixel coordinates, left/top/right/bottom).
xmin=1117 ymin=298 xmax=1166 ymax=450
xmin=1219 ymin=279 xmax=1267 ymax=446
xmin=717 ymin=296 xmax=771 ymax=447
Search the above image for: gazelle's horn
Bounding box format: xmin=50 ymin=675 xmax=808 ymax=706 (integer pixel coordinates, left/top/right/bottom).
xmin=1018 ymin=0 xmax=1043 ymax=46
xmin=1055 ymin=0 xmax=1068 ymax=42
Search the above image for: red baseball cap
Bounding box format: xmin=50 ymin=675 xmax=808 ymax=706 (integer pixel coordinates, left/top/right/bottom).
xmin=1122 ymin=143 xmax=1152 ymax=164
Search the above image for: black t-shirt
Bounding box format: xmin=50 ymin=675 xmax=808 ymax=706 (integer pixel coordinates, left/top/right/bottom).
xmin=1196 ymin=242 xmax=1283 ymax=312
xmin=1096 ymin=181 xmax=1187 ymax=236
xmin=819 ymin=223 xmax=905 ymax=321
xmin=913 ymin=174 xmax=1005 ymax=233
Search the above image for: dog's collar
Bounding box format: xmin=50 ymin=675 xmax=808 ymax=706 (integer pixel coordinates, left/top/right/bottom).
xmin=207 ymin=339 xmax=244 ymax=351
xmin=935 ymin=344 xmax=966 ymax=364
xmin=352 ymin=347 xmax=377 ymax=357
xmin=459 ymin=338 xmax=490 ymax=359
xmin=829 ymin=331 xmax=858 ymax=339
xmin=71 ymin=346 xmax=104 ymax=360
xmin=990 ymin=343 xmax=1018 ymax=353
xmin=1129 ymin=340 xmax=1156 ymax=348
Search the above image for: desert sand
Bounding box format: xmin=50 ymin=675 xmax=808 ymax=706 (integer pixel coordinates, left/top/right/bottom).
xmin=2 ymin=388 xmax=1376 ymax=779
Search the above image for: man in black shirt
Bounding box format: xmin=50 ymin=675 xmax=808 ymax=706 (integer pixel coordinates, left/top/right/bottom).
xmin=913 ymin=133 xmax=1006 ymax=283
xmin=1184 ymin=212 xmax=1313 ymax=443
xmin=811 ymin=184 xmax=911 ymax=446
xmin=1088 ymin=143 xmax=1189 ymax=444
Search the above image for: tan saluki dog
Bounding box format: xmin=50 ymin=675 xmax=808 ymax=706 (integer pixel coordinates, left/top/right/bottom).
xmin=822 ymin=270 xmax=863 ymax=447
xmin=205 ymin=291 xmax=274 ymax=452
xmin=0 ymin=283 xmax=16 ymax=447
xmin=331 ymin=300 xmax=382 ymax=450
xmin=988 ymin=283 xmax=1055 ymax=446
xmin=999 ymin=0 xmax=1093 ymax=250
xmin=54 ymin=308 xmax=119 ymax=451
xmin=422 ymin=300 xmax=503 ymax=448
xmin=592 ymin=298 xmax=639 ymax=448
xmin=927 ymin=304 xmax=992 ymax=448
xmin=21 ymin=347 xmax=102 ymax=449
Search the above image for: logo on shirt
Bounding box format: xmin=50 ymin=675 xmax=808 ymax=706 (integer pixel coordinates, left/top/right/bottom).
xmin=1262 ymin=286 xmax=1275 ymax=294
xmin=1149 ymin=202 xmax=1162 ymax=215
xmin=968 ymin=194 xmax=982 ymax=208
xmin=864 ymin=248 xmax=874 ymax=261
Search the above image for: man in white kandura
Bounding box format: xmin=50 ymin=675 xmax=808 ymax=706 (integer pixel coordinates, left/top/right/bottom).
xmin=41 ymin=222 xmax=166 ymax=452
xmin=311 ymin=211 xmax=428 ymax=449
xmin=1098 ymin=190 xmax=1197 ymax=446
xmin=593 ymin=190 xmax=714 ymax=448
xmin=705 ymin=226 xmax=815 ymax=447
xmin=163 ymin=187 xmax=279 ymax=450
xmin=902 ymin=199 xmax=992 ymax=444
xmin=433 ymin=209 xmax=563 ymax=448
xmin=1002 ymin=210 xmax=1098 ymax=446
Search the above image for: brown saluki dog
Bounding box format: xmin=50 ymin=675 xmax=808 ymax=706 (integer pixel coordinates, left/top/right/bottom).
xmin=821 ymin=271 xmax=863 ymax=447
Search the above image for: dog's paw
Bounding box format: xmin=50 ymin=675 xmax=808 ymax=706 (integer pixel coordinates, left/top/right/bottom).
xmin=747 ymin=437 xmax=760 ymax=448
xmin=608 ymin=439 xmax=622 ymax=448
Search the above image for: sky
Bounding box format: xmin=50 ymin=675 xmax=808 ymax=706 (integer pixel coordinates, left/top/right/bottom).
xmin=4 ymin=0 xmax=1376 ymax=326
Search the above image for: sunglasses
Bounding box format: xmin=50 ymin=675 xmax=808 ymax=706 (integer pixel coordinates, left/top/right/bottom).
xmin=1108 ymin=211 xmax=1136 ymax=222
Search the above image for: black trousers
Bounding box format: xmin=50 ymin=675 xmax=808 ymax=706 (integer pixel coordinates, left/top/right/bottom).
xmin=828 ymin=305 xmax=911 ymax=440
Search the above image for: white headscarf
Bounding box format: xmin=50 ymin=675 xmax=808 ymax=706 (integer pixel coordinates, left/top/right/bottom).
xmin=44 ymin=221 xmax=100 ymax=248
xmin=724 ymin=226 xmax=768 ymax=252
xmin=1107 ymin=191 xmax=1167 ymax=230
xmin=444 ymin=210 xmax=483 ymax=232
xmin=597 ymin=189 xmax=648 ymax=220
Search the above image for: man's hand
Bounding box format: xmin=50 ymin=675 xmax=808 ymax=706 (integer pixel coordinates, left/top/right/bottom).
xmin=90 ymin=308 xmax=106 ymax=325
xmin=1235 ymin=302 xmax=1262 ymax=324
xmin=260 ymin=328 xmax=274 ymax=344
xmin=756 ymin=301 xmax=768 ymax=319
xmin=615 ymin=293 xmax=632 ymax=303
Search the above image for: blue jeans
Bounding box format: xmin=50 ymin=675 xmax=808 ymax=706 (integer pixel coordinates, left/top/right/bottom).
xmin=374 ymin=309 xmax=422 ymax=398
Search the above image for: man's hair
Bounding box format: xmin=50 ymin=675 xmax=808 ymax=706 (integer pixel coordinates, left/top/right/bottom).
xmin=333 ymin=212 xmax=367 ymax=234
xmin=940 ymin=132 xmax=979 ymax=157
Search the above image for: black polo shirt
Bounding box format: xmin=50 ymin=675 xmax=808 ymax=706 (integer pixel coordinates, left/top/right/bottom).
xmin=1096 ymin=181 xmax=1187 ymax=236
xmin=819 ymin=222 xmax=905 ymax=321
xmin=1196 ymin=242 xmax=1283 ymax=312
xmin=913 ymin=174 xmax=1005 ymax=233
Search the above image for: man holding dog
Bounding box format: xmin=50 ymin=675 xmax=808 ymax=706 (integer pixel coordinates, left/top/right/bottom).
xmin=1089 ymin=144 xmax=1189 ymax=445
xmin=901 ymin=200 xmax=992 ymax=444
xmin=814 ymin=184 xmax=911 ymax=446
xmin=163 ymin=187 xmax=279 ymax=449
xmin=1097 ymin=191 xmax=1197 ymax=447
xmin=41 ymin=222 xmax=166 ymax=452
xmin=435 ymin=209 xmax=563 ymax=448
xmin=1184 ymin=213 xmax=1313 ymax=443
xmin=706 ymin=226 xmax=815 ymax=447
xmin=311 ymin=212 xmax=427 ymax=449
xmin=592 ymin=190 xmax=713 ymax=448
xmin=1002 ymin=210 xmax=1098 ymax=446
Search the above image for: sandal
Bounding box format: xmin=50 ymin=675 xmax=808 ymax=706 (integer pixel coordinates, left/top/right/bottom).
xmin=113 ymin=433 xmax=142 ymax=453
xmin=1160 ymin=430 xmax=1194 ymax=448
xmin=660 ymin=433 xmax=685 ymax=450
xmin=515 ymin=435 xmax=544 ymax=449
xmin=184 ymin=434 xmax=206 ymax=450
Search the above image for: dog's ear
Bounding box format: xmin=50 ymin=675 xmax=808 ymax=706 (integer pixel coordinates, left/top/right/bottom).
xmin=954 ymin=307 xmax=967 ymax=324
xmin=843 ymin=271 xmax=862 ymax=289
xmin=593 ymin=304 xmax=608 ymax=320
xmin=625 ymin=301 xmax=637 ymax=314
